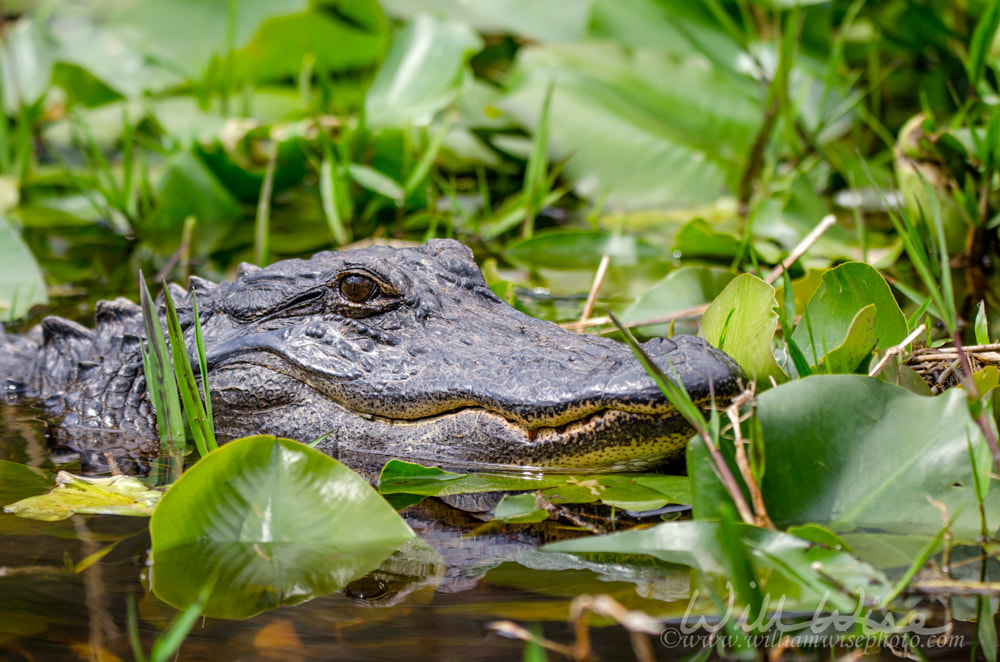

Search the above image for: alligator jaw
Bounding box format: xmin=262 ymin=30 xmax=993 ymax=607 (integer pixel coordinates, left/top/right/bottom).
xmin=8 ymin=238 xmax=745 ymax=472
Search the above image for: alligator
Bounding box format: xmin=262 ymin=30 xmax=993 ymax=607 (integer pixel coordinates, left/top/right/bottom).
xmin=0 ymin=239 xmax=744 ymax=472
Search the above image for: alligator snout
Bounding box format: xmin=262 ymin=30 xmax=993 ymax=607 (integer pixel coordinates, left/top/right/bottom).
xmin=9 ymin=238 xmax=746 ymax=472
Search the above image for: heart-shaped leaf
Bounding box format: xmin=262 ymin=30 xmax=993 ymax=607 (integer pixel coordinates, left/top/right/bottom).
xmin=151 ymin=436 xmax=414 ymax=619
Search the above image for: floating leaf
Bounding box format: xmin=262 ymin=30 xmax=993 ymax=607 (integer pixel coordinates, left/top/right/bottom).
xmin=378 ymin=460 xmax=690 ymax=517
xmin=816 ymin=303 xmax=878 ymax=374
xmin=494 ymin=493 xmax=548 ymax=523
xmin=544 ymin=520 xmax=892 ymax=613
xmin=673 ymin=218 xmax=743 ymax=259
xmin=4 ymin=472 xmax=161 ymax=521
xmin=150 ymin=436 xmax=413 ymax=619
xmin=621 ymin=266 xmax=735 ymax=337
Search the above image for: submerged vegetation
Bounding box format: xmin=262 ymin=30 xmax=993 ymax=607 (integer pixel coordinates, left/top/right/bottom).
xmin=3 ymin=0 xmax=1000 ymax=659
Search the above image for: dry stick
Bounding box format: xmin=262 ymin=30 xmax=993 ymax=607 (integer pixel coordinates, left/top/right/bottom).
xmin=868 ymin=324 xmax=926 ymax=378
xmin=725 ymin=390 xmax=774 ymax=529
xmin=487 ymin=621 xmax=575 ymax=658
xmin=570 ymin=595 xmax=661 ymax=662
xmin=576 ymin=254 xmax=611 ymax=333
xmin=561 ymin=214 xmax=839 ymax=332
xmin=909 ymin=579 xmax=1000 ymax=596
xmin=699 ymin=426 xmax=758 ymax=526
xmin=918 ymin=351 xmax=1000 ymax=362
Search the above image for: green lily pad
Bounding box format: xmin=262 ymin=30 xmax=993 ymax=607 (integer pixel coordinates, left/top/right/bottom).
xmin=817 ymin=303 xmax=878 ymax=373
xmin=150 ymin=436 xmax=414 ymax=619
xmin=791 ymin=263 xmax=907 ymax=369
xmin=494 ymin=493 xmax=549 ymax=523
xmin=544 ymin=520 xmax=892 ymax=613
xmin=378 ymin=460 xmax=690 ymax=517
xmin=0 ymin=460 xmax=54 ymax=506
xmin=365 ymin=14 xmax=483 ymax=127
xmin=701 ymin=273 xmax=788 ymax=386
xmin=756 ymin=375 xmax=995 ymax=540
xmin=4 ymin=472 xmax=160 ymax=521
xmin=673 ymin=218 xmax=743 ymax=259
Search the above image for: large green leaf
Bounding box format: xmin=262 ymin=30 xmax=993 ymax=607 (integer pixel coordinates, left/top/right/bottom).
xmin=0 ymin=18 xmax=53 ymax=111
xmin=141 ymin=151 xmax=243 ymax=254
xmin=544 ymin=520 xmax=893 ymax=613
xmin=381 ymin=0 xmax=594 ymax=43
xmin=378 ymin=460 xmax=691 ymax=515
xmin=150 ymin=436 xmax=414 ymax=619
xmin=112 ymin=0 xmax=385 ymax=84
xmin=701 ymin=274 xmax=788 ymax=385
xmin=232 ymin=2 xmax=388 ymax=81
xmin=756 ymin=375 xmax=995 ymax=539
xmin=112 ymin=0 xmax=304 ymax=80
xmin=791 ymin=263 xmax=908 ymax=369
xmin=0 ymin=215 xmax=48 ymax=320
xmin=365 ymin=14 xmax=483 ymax=127
xmin=500 ymin=42 xmax=763 ymax=209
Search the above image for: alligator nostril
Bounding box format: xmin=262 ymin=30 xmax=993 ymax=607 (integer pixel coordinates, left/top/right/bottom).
xmin=305 ymin=324 xmax=325 ymax=339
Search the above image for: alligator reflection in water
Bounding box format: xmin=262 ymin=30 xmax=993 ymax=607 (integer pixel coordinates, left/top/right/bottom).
xmin=0 ymin=239 xmax=743 ymax=473
xmin=0 ymin=405 xmax=690 ymax=660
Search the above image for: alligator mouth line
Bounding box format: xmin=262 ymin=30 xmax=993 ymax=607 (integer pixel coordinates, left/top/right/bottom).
xmin=352 ymin=404 xmax=676 ymax=440
xmin=212 ymin=361 xmax=702 ymax=470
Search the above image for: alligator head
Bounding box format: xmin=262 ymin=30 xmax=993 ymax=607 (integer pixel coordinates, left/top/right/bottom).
xmin=183 ymin=239 xmax=744 ymax=471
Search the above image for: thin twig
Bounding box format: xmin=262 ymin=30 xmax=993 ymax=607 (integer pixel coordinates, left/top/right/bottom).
xmin=561 ymin=303 xmax=708 ymax=332
xmin=487 ymin=621 xmax=575 ymax=658
xmin=563 ymin=214 xmax=837 ymax=333
xmin=868 ymin=323 xmax=926 ymax=377
xmin=909 ymin=579 xmax=1000 ymax=596
xmin=577 ymin=254 xmax=611 ymax=333
xmin=764 ymin=214 xmax=838 ymax=284
xmin=700 ymin=426 xmax=757 ymax=526
xmin=570 ymin=595 xmax=661 ymax=662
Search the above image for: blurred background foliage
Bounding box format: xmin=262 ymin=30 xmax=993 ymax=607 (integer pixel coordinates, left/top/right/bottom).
xmin=1 ymin=0 xmax=999 ymax=335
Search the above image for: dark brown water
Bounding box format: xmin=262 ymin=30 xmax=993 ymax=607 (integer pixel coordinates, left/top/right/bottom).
xmin=0 ymin=403 xmax=686 ymax=661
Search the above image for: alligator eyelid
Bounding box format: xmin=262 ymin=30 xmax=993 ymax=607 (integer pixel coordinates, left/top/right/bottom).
xmin=246 ymin=289 xmax=325 ymax=322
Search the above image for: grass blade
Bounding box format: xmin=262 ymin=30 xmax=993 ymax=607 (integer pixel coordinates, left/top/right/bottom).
xmin=138 ymin=272 xmax=185 ymax=450
xmin=319 ymin=150 xmax=351 ymax=246
xmin=607 ymin=311 xmax=707 ymax=437
xmin=191 ymin=293 xmax=213 ymax=430
xmin=521 ymin=82 xmax=554 ymax=240
xmin=254 ymin=141 xmax=278 ymax=266
xmin=162 ymin=282 xmax=217 ymax=457
xmin=404 ymin=118 xmax=453 ymax=199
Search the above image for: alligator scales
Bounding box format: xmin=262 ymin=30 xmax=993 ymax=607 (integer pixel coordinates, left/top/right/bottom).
xmin=1 ymin=240 xmax=744 ymax=471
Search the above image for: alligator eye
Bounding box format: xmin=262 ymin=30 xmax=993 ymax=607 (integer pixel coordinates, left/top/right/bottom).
xmin=339 ymin=274 xmax=379 ymax=303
